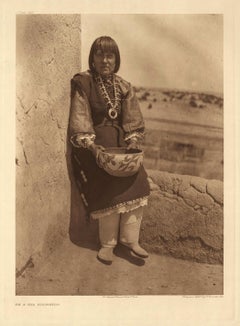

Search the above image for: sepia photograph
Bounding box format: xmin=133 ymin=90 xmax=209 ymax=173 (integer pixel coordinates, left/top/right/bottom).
xmin=15 ymin=13 xmax=224 ymax=297
xmin=1 ymin=0 xmax=240 ymax=323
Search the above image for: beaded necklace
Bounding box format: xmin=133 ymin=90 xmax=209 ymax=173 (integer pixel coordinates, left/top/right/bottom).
xmin=94 ymin=74 xmax=121 ymax=120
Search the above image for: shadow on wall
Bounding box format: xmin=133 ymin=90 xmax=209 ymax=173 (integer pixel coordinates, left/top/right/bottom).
xmin=65 ymin=105 xmax=99 ymax=253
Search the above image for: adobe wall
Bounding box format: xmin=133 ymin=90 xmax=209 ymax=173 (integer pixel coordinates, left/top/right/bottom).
xmin=16 ymin=14 xmax=81 ymax=274
xmin=141 ymin=170 xmax=223 ymax=264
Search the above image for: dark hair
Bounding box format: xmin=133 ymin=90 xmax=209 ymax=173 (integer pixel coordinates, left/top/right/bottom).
xmin=88 ymin=36 xmax=120 ymax=73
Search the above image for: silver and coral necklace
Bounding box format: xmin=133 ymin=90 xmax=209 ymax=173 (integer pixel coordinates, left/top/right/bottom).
xmin=95 ymin=74 xmax=121 ymax=120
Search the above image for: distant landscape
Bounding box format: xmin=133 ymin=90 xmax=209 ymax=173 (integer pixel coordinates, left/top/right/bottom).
xmin=135 ymin=87 xmax=223 ymax=181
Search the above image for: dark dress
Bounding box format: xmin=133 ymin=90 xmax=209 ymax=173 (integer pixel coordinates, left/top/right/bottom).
xmin=69 ymin=70 xmax=150 ymax=216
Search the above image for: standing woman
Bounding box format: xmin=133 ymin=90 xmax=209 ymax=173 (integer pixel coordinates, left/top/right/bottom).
xmin=69 ymin=36 xmax=150 ymax=264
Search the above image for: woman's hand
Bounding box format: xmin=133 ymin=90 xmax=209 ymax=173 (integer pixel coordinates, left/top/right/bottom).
xmin=127 ymin=140 xmax=141 ymax=151
xmin=89 ymin=143 xmax=105 ymax=157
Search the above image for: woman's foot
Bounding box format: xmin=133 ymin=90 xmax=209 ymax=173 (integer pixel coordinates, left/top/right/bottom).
xmin=130 ymin=244 xmax=148 ymax=258
xmin=120 ymin=242 xmax=148 ymax=258
xmin=97 ymin=247 xmax=114 ymax=265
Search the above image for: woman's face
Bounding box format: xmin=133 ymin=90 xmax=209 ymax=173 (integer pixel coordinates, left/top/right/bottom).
xmin=93 ymin=49 xmax=116 ymax=76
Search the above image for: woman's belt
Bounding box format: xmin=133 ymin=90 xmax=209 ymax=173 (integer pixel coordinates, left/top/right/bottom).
xmin=94 ymin=118 xmax=125 ymax=147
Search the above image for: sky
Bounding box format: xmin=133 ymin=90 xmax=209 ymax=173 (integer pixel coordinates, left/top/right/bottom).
xmin=82 ymin=14 xmax=223 ymax=94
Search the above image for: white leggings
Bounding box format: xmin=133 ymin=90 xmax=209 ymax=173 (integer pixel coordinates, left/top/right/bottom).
xmin=98 ymin=206 xmax=144 ymax=248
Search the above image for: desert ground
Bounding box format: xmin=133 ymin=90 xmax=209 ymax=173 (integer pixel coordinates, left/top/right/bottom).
xmin=135 ymin=87 xmax=223 ymax=181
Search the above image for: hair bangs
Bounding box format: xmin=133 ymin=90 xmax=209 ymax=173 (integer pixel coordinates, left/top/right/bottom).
xmin=95 ymin=37 xmax=118 ymax=54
